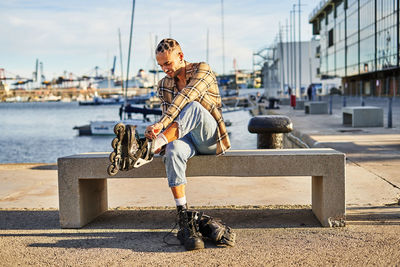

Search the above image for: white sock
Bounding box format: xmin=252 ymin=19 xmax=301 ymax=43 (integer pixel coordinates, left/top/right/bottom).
xmin=152 ymin=133 xmax=168 ymax=153
xmin=175 ymin=196 xmax=187 ymax=206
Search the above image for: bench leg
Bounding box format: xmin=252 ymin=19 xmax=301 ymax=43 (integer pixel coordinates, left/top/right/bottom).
xmin=58 ymin=177 xmax=108 ymax=228
xmin=312 ymin=175 xmax=345 ymax=227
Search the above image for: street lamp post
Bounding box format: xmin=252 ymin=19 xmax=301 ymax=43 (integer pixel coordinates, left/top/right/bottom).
xmin=286 ymin=19 xmax=290 ymax=94
xmin=292 ymin=5 xmax=297 ymax=97
xmin=298 ymin=0 xmax=302 ymax=99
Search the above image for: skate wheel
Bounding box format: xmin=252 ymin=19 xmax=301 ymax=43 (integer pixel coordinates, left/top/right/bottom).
xmin=107 ymin=164 xmax=119 ymax=176
xmin=114 ymin=123 xmax=125 ymax=135
xmin=220 ymin=231 xmax=236 ymax=247
xmin=111 ymin=137 xmax=119 ymax=149
xmin=109 ymin=151 xmax=117 ymax=162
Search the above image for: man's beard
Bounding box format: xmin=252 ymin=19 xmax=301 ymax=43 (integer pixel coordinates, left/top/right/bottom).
xmin=172 ymin=67 xmax=183 ymax=78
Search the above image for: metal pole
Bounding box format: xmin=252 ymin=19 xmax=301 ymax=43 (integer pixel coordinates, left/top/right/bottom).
xmin=298 ymin=0 xmax=302 ymax=99
xmin=290 ymin=10 xmax=294 ymax=94
xmin=329 ymin=94 xmax=333 ymax=115
xmin=118 ymin=28 xmax=124 ymax=96
xmin=308 ymin=41 xmax=312 ymax=90
xmin=388 ymin=76 xmax=393 ymax=128
xmin=279 ymin=23 xmax=285 ymax=95
xmin=221 ymin=0 xmax=225 ymax=74
xmin=169 ymin=17 xmax=172 ymax=38
xmin=388 ymin=96 xmax=393 ymax=128
xmin=286 ymin=19 xmax=290 ymax=92
xmin=292 ymin=5 xmax=297 ymax=97
xmin=150 ymin=33 xmax=156 ymax=89
xmin=125 ymin=0 xmax=136 ymax=119
xmin=155 ymin=35 xmax=159 ymax=84
xmin=360 ymin=80 xmax=365 ymax=106
xmin=206 ymin=28 xmax=209 ymax=63
xmin=289 ymin=12 xmax=293 ymax=93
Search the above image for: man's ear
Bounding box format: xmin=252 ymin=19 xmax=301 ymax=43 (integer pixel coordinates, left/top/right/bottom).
xmin=178 ymin=51 xmax=184 ymax=61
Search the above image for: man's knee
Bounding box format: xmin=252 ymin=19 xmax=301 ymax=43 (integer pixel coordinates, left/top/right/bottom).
xmin=164 ymin=146 xmax=179 ymax=160
xmin=164 ymin=142 xmax=186 ymax=161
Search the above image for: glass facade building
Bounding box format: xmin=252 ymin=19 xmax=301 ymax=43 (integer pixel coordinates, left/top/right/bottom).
xmin=309 ymin=0 xmax=400 ymax=96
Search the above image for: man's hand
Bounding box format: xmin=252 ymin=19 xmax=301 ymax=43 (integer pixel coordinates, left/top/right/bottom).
xmin=145 ymin=122 xmax=163 ymax=139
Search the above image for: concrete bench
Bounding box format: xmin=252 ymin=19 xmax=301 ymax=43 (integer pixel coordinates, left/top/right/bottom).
xmin=342 ymin=106 xmax=383 ymax=127
xmin=305 ymin=101 xmax=328 ymax=114
xmin=57 ymin=149 xmax=346 ymax=228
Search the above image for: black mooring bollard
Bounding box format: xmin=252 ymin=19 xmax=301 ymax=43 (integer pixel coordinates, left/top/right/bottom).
xmin=248 ymin=115 xmax=293 ymax=149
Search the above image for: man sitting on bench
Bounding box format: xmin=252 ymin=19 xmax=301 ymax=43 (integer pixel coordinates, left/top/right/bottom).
xmin=108 ymin=38 xmax=235 ymax=251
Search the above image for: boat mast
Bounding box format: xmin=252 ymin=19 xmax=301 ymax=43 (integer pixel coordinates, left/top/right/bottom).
xmin=124 ymin=0 xmax=136 ymax=117
xmin=118 ymin=28 xmax=124 ymax=96
xmin=206 ymin=28 xmax=209 ymax=63
xmin=221 ymin=0 xmax=225 ymax=75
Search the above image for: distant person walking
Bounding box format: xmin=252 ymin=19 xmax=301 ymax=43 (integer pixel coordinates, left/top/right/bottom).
xmin=307 ymin=85 xmax=313 ymax=101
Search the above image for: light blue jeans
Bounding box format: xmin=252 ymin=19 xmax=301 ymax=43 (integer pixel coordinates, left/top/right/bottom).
xmin=163 ymin=101 xmax=217 ymax=187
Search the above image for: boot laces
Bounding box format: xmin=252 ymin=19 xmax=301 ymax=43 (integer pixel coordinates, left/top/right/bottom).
xmin=162 ymin=210 xmax=200 ymax=246
xmin=162 ymin=221 xmax=180 ymax=246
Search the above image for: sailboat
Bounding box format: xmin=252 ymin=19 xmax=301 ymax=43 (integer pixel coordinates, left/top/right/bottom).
xmin=74 ymin=0 xmax=160 ymax=136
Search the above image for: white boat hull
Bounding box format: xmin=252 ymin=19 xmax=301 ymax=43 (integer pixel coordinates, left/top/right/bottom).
xmin=90 ymin=119 xmax=151 ymax=136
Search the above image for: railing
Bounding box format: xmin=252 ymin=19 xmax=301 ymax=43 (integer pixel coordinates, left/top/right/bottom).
xmin=309 ymin=0 xmax=331 ymax=21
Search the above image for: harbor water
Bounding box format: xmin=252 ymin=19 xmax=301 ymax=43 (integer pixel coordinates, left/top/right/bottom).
xmin=0 ymin=100 xmax=257 ymax=164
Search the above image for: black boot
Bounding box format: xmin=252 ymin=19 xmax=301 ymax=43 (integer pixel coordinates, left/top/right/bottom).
xmin=176 ymin=208 xmax=204 ymax=251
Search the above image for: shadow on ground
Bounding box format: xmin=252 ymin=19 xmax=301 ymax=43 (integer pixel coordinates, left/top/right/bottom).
xmin=0 ymin=207 xmax=399 ymax=252
xmin=347 ymin=206 xmax=400 ymax=226
xmin=29 ymin=164 xmax=57 ymax=170
xmin=314 ymin=142 xmax=400 ymax=163
xmin=0 ymin=208 xmax=321 ymax=230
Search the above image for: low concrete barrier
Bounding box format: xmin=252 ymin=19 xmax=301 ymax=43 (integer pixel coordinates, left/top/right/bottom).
xmin=58 ymin=149 xmax=346 ymax=228
xmin=342 ymin=106 xmax=383 ymax=127
xmin=279 ymin=98 xmax=290 ymax=105
xmin=305 ymin=101 xmax=328 ymax=114
xmin=294 ymin=100 xmax=305 ymax=110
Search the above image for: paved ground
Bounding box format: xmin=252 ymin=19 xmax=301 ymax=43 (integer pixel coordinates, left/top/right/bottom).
xmin=0 ymin=96 xmax=399 ymax=266
xmin=1 ymin=207 xmax=400 ymax=266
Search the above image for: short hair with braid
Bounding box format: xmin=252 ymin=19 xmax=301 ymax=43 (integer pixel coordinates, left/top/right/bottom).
xmin=155 ymin=38 xmax=181 ymax=54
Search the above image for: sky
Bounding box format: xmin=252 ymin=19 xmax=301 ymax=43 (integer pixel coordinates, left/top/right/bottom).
xmin=0 ymin=0 xmax=319 ymax=80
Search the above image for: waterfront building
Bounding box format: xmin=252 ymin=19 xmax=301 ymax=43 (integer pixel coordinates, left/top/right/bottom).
xmin=260 ymin=39 xmax=321 ymax=98
xmin=217 ymin=71 xmax=256 ymax=90
xmin=309 ymin=0 xmax=400 ymax=97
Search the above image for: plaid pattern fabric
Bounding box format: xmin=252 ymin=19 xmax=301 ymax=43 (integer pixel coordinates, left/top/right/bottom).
xmin=157 ymin=61 xmax=231 ymax=155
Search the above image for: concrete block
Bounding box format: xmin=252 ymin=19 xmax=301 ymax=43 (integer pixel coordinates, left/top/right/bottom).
xmin=294 ymin=100 xmax=305 ymax=110
xmin=305 ymin=101 xmax=328 ymax=114
xmin=58 ymin=149 xmax=346 ymax=228
xmin=279 ymin=98 xmax=290 ymax=105
xmin=342 ymin=106 xmax=383 ymax=127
